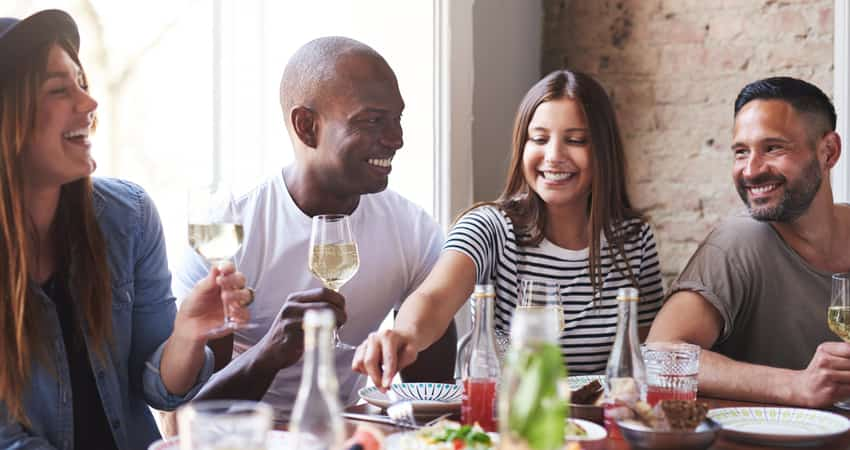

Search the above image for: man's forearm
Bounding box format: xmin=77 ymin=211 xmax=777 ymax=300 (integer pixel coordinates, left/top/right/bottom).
xmin=698 ymin=349 xmax=798 ymax=405
xmin=195 ymin=341 xmax=281 ymax=401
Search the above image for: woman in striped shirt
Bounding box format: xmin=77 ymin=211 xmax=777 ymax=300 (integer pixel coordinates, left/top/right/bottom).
xmin=353 ymin=69 xmax=664 ymax=386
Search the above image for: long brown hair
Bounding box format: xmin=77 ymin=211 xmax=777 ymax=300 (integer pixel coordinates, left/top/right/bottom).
xmin=0 ymin=38 xmax=112 ymax=425
xmin=463 ymin=70 xmax=641 ymax=297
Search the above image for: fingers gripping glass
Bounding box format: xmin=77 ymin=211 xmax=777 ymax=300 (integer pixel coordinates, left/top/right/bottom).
xmin=188 ymin=185 xmax=259 ymax=336
xmin=309 ymin=214 xmax=360 ymax=350
xmin=828 ymin=273 xmax=850 ymax=410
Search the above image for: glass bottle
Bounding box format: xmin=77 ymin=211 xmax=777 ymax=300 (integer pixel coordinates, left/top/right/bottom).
xmin=453 ymin=296 xmax=475 ymax=382
xmin=290 ymin=309 xmax=345 ymax=450
xmin=461 ymin=284 xmax=501 ymax=432
xmin=498 ymin=305 xmax=566 ymax=450
xmin=603 ymin=287 xmax=646 ymax=440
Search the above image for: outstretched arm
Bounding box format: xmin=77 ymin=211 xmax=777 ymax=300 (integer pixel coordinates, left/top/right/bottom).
xmin=353 ymin=251 xmax=475 ymax=389
xmin=648 ymin=291 xmax=850 ymax=407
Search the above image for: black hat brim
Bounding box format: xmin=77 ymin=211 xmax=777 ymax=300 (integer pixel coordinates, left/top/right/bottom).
xmin=0 ymin=9 xmax=80 ymax=75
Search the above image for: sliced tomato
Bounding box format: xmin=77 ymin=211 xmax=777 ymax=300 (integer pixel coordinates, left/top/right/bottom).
xmin=452 ymin=438 xmax=465 ymax=450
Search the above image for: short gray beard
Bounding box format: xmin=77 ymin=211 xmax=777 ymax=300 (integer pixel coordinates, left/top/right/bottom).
xmin=737 ymin=156 xmax=822 ymax=223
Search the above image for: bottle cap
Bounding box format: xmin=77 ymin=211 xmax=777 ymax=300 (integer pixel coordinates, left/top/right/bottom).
xmin=472 ymin=284 xmax=495 ymax=299
xmin=616 ymin=287 xmax=639 ymax=302
xmin=303 ymin=308 xmax=336 ymax=329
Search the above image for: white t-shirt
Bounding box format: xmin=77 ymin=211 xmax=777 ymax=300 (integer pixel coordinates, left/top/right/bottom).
xmin=174 ymin=170 xmax=443 ymax=422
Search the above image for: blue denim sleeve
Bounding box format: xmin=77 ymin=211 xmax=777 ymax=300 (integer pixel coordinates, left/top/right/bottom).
xmin=131 ymin=187 xmax=214 ymax=410
xmin=0 ymin=405 xmax=57 ymax=449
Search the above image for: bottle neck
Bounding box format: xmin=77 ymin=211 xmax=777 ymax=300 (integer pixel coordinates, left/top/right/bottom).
xmin=466 ymin=296 xmax=500 ymax=379
xmin=301 ymin=323 xmax=339 ymax=395
xmin=606 ymin=298 xmax=645 ymax=387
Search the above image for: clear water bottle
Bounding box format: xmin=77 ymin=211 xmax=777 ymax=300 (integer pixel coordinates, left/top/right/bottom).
xmin=498 ymin=305 xmax=566 ymax=450
xmin=603 ymin=287 xmax=646 ymax=440
xmin=461 ymin=284 xmax=501 ymax=432
xmin=290 ymin=309 xmax=345 ymax=450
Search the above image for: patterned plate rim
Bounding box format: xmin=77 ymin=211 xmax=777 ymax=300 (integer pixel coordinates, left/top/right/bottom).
xmin=566 ymin=375 xmax=605 ymax=390
xmin=707 ymin=407 xmax=850 ymax=439
xmin=358 ymin=382 xmax=462 ymax=407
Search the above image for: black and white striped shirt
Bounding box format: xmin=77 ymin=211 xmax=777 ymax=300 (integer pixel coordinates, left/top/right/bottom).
xmin=445 ymin=206 xmax=664 ymax=375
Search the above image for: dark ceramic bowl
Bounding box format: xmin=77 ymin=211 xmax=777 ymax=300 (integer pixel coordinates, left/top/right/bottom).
xmin=616 ymin=418 xmax=721 ymax=449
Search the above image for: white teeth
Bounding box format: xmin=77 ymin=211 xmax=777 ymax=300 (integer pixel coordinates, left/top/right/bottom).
xmin=541 ymin=171 xmax=573 ymax=181
xmin=63 ymin=127 xmax=89 ymax=139
xmin=368 ymin=158 xmax=392 ymax=168
xmin=749 ymin=184 xmax=778 ymax=194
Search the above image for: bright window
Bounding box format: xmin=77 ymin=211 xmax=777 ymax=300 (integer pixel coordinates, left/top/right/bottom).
xmin=12 ymin=0 xmax=437 ymax=269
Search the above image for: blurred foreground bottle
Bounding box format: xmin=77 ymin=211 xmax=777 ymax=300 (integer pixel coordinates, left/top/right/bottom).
xmin=461 ymin=284 xmax=501 ymax=432
xmin=498 ymin=305 xmax=566 ymax=450
xmin=603 ymin=287 xmax=646 ymax=440
xmin=291 ymin=309 xmax=345 ymax=450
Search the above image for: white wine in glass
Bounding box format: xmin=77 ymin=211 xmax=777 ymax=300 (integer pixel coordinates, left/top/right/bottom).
xmin=309 ymin=214 xmax=359 ymax=350
xmin=829 ymin=273 xmax=850 ymax=410
xmin=189 ymin=223 xmax=244 ymax=266
xmin=308 ymin=242 xmax=359 ymax=291
xmin=188 ymin=185 xmax=258 ymax=335
xmin=517 ymin=279 xmax=564 ymax=338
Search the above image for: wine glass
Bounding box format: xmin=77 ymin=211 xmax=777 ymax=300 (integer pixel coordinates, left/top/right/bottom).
xmin=828 ymin=272 xmax=850 ymax=409
xmin=177 ymin=400 xmax=273 ymax=450
xmin=188 ymin=184 xmax=258 ymax=335
xmin=308 ymin=214 xmax=360 ymax=350
xmin=517 ymin=279 xmax=564 ymax=337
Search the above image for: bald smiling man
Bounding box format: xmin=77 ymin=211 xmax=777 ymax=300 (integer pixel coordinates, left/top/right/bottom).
xmin=174 ymin=37 xmax=456 ymax=424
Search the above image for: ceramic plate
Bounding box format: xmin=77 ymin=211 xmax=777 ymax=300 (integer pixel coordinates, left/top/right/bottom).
xmin=147 ymin=430 xmax=293 ymax=450
xmin=358 ymin=383 xmax=462 ymax=414
xmin=708 ymin=407 xmax=850 ymax=446
xmin=566 ymin=375 xmax=605 ymax=390
xmin=567 ymin=418 xmax=607 ymax=441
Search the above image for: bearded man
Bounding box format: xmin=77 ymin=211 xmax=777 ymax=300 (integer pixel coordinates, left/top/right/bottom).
xmin=647 ymin=77 xmax=850 ymax=408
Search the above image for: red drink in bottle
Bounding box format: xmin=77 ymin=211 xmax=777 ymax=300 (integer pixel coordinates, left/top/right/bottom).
xmin=462 ymin=378 xmax=498 ymax=432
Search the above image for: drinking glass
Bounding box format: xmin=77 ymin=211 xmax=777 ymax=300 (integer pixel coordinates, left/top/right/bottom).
xmin=828 ymin=273 xmax=850 ymax=409
xmin=517 ymin=279 xmax=564 ymax=337
xmin=177 ymin=400 xmax=273 ymax=450
xmin=308 ymin=214 xmax=360 ymax=350
xmin=641 ymin=342 xmax=700 ymax=405
xmin=187 ymin=185 xmax=258 ymax=335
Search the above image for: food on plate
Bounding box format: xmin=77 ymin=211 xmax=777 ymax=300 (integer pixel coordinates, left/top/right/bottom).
xmin=569 ymin=380 xmax=603 ymax=405
xmin=564 ymin=419 xmax=587 ymax=438
xmin=631 ymin=399 xmax=709 ymax=431
xmin=404 ymin=420 xmax=494 ymax=450
xmin=343 ymin=423 xmax=384 ymax=450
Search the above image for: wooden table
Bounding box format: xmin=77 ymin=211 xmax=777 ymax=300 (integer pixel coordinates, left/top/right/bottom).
xmin=344 ymin=398 xmax=850 ymax=449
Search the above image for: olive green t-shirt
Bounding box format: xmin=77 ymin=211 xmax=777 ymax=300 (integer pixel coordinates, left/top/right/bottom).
xmin=669 ymin=214 xmax=835 ymax=370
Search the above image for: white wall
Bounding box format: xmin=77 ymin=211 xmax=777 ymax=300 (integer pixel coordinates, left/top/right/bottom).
xmin=471 ymin=0 xmax=543 ymax=203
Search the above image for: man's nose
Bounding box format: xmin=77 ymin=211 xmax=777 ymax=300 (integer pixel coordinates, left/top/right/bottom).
xmin=743 ymin=152 xmax=765 ymax=178
xmin=381 ymin=119 xmax=403 ymax=150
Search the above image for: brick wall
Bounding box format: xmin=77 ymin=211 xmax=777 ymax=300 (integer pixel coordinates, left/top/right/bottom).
xmin=543 ymin=0 xmax=834 ymax=283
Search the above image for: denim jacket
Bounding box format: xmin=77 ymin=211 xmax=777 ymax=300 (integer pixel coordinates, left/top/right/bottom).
xmin=0 ymin=178 xmax=215 ymax=450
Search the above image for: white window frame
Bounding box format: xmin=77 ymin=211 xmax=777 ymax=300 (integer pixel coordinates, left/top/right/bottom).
xmin=434 ymin=0 xmax=474 ymax=227
xmin=835 ymin=0 xmax=849 ymax=203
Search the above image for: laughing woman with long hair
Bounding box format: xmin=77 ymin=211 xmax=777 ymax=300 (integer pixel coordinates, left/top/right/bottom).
xmin=353 ymin=70 xmax=664 ymax=385
xmin=0 ymin=10 xmax=252 ymax=449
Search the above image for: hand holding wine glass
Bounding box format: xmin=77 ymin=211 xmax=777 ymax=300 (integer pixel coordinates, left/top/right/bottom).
xmin=188 ymin=184 xmax=258 ymax=336
xmin=308 ymin=214 xmax=360 ymax=350
xmin=828 ymin=272 xmax=850 ymax=409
